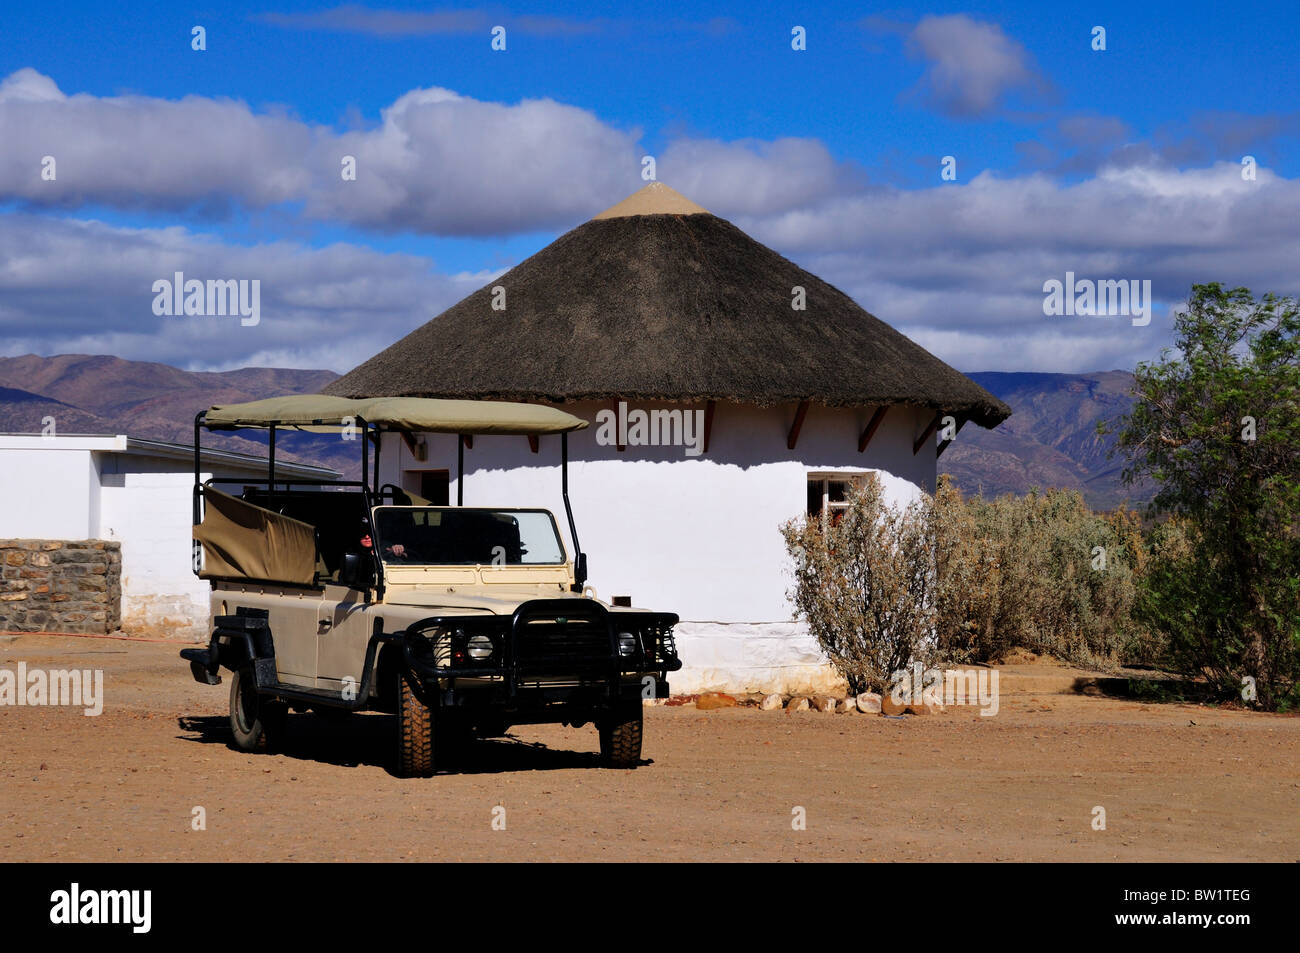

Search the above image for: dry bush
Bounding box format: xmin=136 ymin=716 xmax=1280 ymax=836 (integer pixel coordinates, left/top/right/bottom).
xmin=781 ymin=474 xmax=934 ymax=695
xmin=952 ymin=486 xmax=1142 ymax=667
xmin=785 ymin=475 xmax=1153 ymax=681
xmin=931 ymin=476 xmax=1006 ymax=663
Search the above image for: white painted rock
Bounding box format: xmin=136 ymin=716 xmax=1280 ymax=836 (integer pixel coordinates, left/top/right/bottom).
xmin=786 ymin=696 xmax=810 ymax=712
xmin=760 ymin=693 xmax=783 ymax=711
xmin=856 ymin=692 xmax=883 ymax=714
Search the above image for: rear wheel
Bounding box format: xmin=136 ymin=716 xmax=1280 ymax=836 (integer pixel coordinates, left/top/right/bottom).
xmin=396 ymin=670 xmax=435 ymax=777
xmin=599 ymin=702 xmax=643 ymax=768
xmin=229 ymin=664 xmax=287 ymax=753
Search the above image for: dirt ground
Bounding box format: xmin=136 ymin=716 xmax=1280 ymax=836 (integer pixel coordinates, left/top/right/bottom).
xmin=2 ymin=634 xmax=1297 ymax=862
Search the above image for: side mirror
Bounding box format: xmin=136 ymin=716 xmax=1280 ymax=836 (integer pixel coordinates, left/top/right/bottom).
xmin=574 ymin=552 xmax=588 ymax=589
xmin=339 ymin=552 xmax=375 ymax=590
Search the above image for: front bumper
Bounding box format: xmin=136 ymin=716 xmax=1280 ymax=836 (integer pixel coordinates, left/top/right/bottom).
xmin=401 ymin=598 xmax=681 ymax=709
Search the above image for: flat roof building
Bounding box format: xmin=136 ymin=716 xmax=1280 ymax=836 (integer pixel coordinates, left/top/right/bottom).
xmin=0 ymin=433 xmax=336 ymax=637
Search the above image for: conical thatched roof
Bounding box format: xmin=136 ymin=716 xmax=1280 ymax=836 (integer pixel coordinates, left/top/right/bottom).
xmin=326 ymin=183 xmax=1011 ymax=429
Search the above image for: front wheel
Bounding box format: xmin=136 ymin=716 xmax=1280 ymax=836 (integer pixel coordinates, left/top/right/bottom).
xmin=598 ymin=702 xmax=643 ymax=768
xmin=229 ymin=664 xmax=287 ymax=753
xmin=396 ymin=670 xmax=435 ymax=777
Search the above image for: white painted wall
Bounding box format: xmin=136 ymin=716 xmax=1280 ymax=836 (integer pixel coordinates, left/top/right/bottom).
xmin=382 ymin=400 xmax=938 ymax=694
xmin=98 ymin=463 xmax=211 ymax=638
xmin=0 ymin=436 xmax=331 ymax=639
xmin=0 ymin=444 xmax=98 ymax=538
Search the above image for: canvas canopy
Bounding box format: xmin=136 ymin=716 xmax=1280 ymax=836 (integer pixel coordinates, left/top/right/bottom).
xmin=194 ymin=487 xmax=318 ymax=586
xmin=203 ymin=394 xmax=589 ymax=435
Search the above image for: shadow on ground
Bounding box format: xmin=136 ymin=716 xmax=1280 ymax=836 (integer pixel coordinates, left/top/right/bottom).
xmin=1071 ymin=674 xmax=1215 ymax=702
xmin=176 ymin=712 xmax=648 ymax=775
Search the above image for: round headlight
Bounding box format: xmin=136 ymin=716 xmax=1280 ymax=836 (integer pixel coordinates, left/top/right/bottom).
xmin=467 ymin=634 xmax=494 ymax=660
xmin=617 ymin=631 xmax=638 ymax=657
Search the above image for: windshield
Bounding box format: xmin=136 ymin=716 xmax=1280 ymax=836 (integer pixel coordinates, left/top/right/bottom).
xmin=371 ymin=507 xmax=567 ymax=566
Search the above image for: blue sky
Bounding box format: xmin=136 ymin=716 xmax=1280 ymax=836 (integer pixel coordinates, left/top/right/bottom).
xmin=2 ymin=1 xmax=1298 ymax=373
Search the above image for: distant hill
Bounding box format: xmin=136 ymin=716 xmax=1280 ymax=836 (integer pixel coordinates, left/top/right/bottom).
xmin=0 ymin=385 xmax=113 ymax=434
xmin=939 ymin=370 xmax=1153 ymax=509
xmin=0 ymin=354 xmax=352 ymax=476
xmin=0 ymin=356 xmax=1153 ymax=509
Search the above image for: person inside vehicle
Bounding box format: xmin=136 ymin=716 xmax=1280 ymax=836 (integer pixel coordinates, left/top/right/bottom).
xmin=360 ymin=520 xmax=407 ymax=560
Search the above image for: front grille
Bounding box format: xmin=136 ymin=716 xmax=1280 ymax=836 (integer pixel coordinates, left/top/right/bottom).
xmin=514 ymin=617 xmax=611 ymax=666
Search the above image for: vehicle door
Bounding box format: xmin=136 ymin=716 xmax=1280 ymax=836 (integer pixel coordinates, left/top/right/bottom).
xmin=315 ymin=582 xmax=377 ymax=697
xmin=259 ymin=586 xmax=320 ymax=689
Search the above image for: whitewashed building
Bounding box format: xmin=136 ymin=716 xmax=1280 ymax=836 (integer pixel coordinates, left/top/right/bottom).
xmin=0 ymin=434 xmax=335 ymax=638
xmin=325 ymin=184 xmax=1010 ymax=694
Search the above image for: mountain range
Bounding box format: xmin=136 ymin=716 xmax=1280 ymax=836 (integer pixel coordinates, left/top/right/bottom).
xmin=0 ymin=355 xmax=1152 ymax=509
xmin=938 ymin=370 xmax=1152 ymax=509
xmin=0 ymin=354 xmax=351 ymax=475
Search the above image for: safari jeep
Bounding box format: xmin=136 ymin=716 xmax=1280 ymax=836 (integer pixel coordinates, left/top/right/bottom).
xmin=179 ymin=395 xmax=681 ymax=776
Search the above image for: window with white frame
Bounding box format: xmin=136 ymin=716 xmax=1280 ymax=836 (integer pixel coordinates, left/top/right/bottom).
xmin=806 ymin=473 xmax=866 ymax=528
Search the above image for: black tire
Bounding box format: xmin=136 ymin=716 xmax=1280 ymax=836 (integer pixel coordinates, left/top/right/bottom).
xmin=599 ymin=702 xmax=643 ymax=768
xmin=229 ymin=664 xmax=287 ymax=753
xmin=396 ymin=670 xmax=435 ymax=777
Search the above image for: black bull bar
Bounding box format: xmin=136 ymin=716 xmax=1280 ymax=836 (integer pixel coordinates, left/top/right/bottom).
xmin=398 ymin=598 xmax=681 ymax=702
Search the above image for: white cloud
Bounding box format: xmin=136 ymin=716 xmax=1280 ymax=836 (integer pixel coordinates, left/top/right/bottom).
xmin=0 ymin=214 xmax=486 ymax=370
xmin=0 ymin=69 xmax=641 ymax=235
xmin=6 ymin=154 xmax=1300 ymax=376
xmin=255 ymin=6 xmax=497 ymax=36
xmin=717 ymin=161 xmax=1300 ymax=372
xmin=900 ymin=14 xmax=1047 ymax=118
xmin=4 ymin=68 xmax=1300 ymax=376
xmin=0 ymin=67 xmax=65 ymax=103
xmin=309 ymin=87 xmax=643 ymax=234
xmin=0 ymin=71 xmax=314 ymax=209
xmin=658 ymin=137 xmax=861 ymax=216
xmin=253 ymin=6 xmax=735 ymax=38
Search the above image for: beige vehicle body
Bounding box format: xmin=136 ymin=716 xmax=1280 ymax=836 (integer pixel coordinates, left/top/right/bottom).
xmin=206 ymin=525 xmax=671 ymax=701
xmin=180 ymin=395 xmax=681 ymax=774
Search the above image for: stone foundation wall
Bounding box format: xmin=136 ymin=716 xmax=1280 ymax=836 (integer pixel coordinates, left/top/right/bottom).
xmin=0 ymin=540 xmax=122 ymax=634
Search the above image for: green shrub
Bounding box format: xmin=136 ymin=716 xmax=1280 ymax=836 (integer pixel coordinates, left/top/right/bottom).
xmin=1113 ymin=284 xmax=1300 ymax=710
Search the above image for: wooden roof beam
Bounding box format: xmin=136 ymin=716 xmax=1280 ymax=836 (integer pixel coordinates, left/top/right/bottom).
xmin=913 ymin=412 xmax=944 ymax=456
xmin=857 ymin=406 xmax=888 ymax=453
xmin=936 ymin=417 xmax=966 ymax=458
xmin=787 ymin=400 xmax=810 ymax=450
